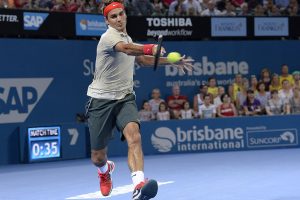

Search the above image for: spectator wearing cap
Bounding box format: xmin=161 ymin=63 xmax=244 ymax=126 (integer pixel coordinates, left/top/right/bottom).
xmin=293 ymin=71 xmax=300 ymax=89
xmin=269 ymin=73 xmax=282 ymax=92
xmin=279 ymin=64 xmax=295 ymax=87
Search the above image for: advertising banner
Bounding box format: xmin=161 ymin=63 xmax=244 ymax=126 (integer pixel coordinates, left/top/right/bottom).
xmin=107 ymin=115 xmax=300 ymax=156
xmin=0 ymin=9 xmax=23 ymax=34
xmin=75 ymin=14 xmax=107 ymax=36
xmin=254 ymin=17 xmax=289 ymax=36
xmin=211 ymin=17 xmax=247 ymax=37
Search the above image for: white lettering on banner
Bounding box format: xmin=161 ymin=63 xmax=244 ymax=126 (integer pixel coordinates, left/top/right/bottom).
xmin=146 ymin=18 xmax=192 ymax=27
xmin=165 ymin=79 xmax=234 ymax=87
xmin=165 ymin=56 xmax=249 ymax=76
xmin=0 ymin=78 xmax=53 ymax=124
xmin=83 ymin=59 xmax=95 ymax=76
xmin=147 ymin=29 xmax=193 ymax=37
xmin=151 ymin=126 xmax=245 ymax=153
xmin=0 ymin=14 xmax=18 ymax=22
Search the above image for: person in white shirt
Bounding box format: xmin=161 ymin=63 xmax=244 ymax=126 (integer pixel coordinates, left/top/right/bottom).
xmin=201 ymin=0 xmax=222 ymax=16
xmin=199 ymin=94 xmax=216 ymax=119
xmin=279 ymin=79 xmax=293 ymax=104
xmin=148 ymin=88 xmax=165 ymax=117
xmin=180 ymin=101 xmax=194 ymax=119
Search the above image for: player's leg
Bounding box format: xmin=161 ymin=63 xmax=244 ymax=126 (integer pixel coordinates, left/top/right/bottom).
xmin=116 ymin=94 xmax=158 ymax=199
xmin=86 ymin=98 xmax=116 ymax=196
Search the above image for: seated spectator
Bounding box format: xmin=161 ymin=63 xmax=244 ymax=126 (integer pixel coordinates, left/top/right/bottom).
xmin=255 ymin=81 xmax=271 ymax=114
xmin=250 ymin=75 xmax=258 ymax=94
xmin=289 ymin=87 xmax=300 ymax=114
xmin=180 ymin=101 xmax=195 ymax=119
xmin=231 ymin=0 xmax=244 ymax=7
xmin=217 ymin=93 xmax=238 ymax=117
xmin=157 ymin=102 xmax=171 ymax=120
xmin=293 ymin=71 xmax=300 ymax=89
xmin=268 ymin=4 xmax=281 ymax=16
xmin=201 ymin=0 xmax=222 ymax=16
xmin=243 ymin=89 xmax=262 ymax=116
xmin=266 ymin=90 xmax=288 ymax=115
xmin=236 ymin=77 xmax=249 ymax=115
xmin=229 ymin=74 xmax=243 ymax=103
xmin=279 ymin=64 xmax=295 ymax=87
xmin=199 ymin=94 xmax=216 ymax=119
xmin=269 ymin=73 xmax=282 ymax=92
xmin=254 ymin=4 xmax=266 ymax=16
xmin=279 ymin=79 xmax=294 ymax=104
xmin=148 ymin=88 xmax=165 ymax=117
xmin=222 ymin=1 xmax=236 ymax=16
xmin=151 ymin=0 xmax=166 ymax=15
xmin=138 ymin=101 xmax=155 ymax=121
xmin=207 ymin=77 xmax=218 ymax=98
xmin=182 ymin=0 xmax=202 ymax=15
xmin=259 ymin=68 xmax=271 ymax=91
xmin=167 ymin=84 xmax=188 ymax=119
xmin=214 ymin=86 xmax=225 ymax=107
xmin=51 ymin=0 xmax=68 ymax=11
xmin=168 ymin=0 xmax=185 ymax=16
xmin=132 ymin=0 xmax=154 ymax=15
xmin=173 ymin=3 xmax=186 ymax=15
xmin=193 ymin=84 xmax=211 ymax=116
xmin=238 ymin=2 xmax=250 ymax=16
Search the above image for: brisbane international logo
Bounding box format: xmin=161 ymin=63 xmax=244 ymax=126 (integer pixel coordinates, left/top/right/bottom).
xmin=151 ymin=127 xmax=176 ymax=152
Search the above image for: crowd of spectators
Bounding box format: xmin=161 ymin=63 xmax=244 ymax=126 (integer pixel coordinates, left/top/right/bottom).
xmin=138 ymin=64 xmax=300 ymax=121
xmin=0 ymin=0 xmax=299 ymax=16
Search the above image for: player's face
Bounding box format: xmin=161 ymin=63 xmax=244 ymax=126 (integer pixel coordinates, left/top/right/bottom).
xmin=106 ymin=8 xmax=127 ymax=32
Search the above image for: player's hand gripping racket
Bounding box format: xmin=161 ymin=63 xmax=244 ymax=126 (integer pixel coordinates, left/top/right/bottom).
xmin=153 ymin=35 xmax=163 ymax=71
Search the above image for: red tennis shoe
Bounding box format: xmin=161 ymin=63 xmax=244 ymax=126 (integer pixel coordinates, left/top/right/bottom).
xmin=98 ymin=161 xmax=115 ymax=196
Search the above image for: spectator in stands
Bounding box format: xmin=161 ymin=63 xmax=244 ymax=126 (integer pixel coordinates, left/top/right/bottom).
xmin=138 ymin=101 xmax=155 ymax=121
xmin=268 ymin=4 xmax=281 ymax=15
xmin=289 ymin=87 xmax=300 ymax=114
xmin=207 ymin=77 xmax=218 ymax=98
xmin=214 ymin=86 xmax=225 ymax=107
xmin=157 ymin=102 xmax=171 ymax=120
xmin=199 ymin=94 xmax=216 ymax=119
xmin=148 ymin=88 xmax=165 ymax=117
xmin=132 ymin=0 xmax=154 ymax=15
xmin=243 ymin=89 xmax=262 ymax=116
xmin=180 ymin=101 xmax=195 ymax=119
xmin=269 ymin=73 xmax=282 ymax=92
xmin=259 ymin=68 xmax=271 ymax=91
xmin=168 ymin=0 xmax=185 ymax=15
xmin=266 ymin=90 xmax=287 ymax=115
xmin=250 ymin=75 xmax=258 ymax=94
xmin=68 ymin=0 xmax=80 ymax=12
xmin=182 ymin=0 xmax=203 ymax=15
xmin=201 ymin=0 xmax=222 ymax=15
xmin=279 ymin=64 xmax=295 ymax=87
xmin=231 ymin=0 xmax=244 ymax=7
xmin=51 ymin=0 xmax=68 ymax=11
xmin=38 ymin=0 xmax=54 ymax=10
xmin=162 ymin=0 xmax=174 ymax=8
xmin=287 ymin=0 xmax=299 ymax=16
xmin=254 ymin=4 xmax=266 ymax=16
xmin=193 ymin=84 xmax=210 ymax=115
xmin=236 ymin=77 xmax=249 ymax=115
xmin=292 ymin=71 xmax=300 ymax=89
xmin=217 ymin=93 xmax=238 ymax=117
xmin=229 ymin=74 xmax=243 ymax=103
xmin=167 ymin=84 xmax=188 ymax=119
xmin=151 ymin=0 xmax=166 ymax=15
xmin=279 ymin=79 xmax=294 ymax=104
xmin=238 ymin=2 xmax=250 ymax=15
xmin=222 ymin=1 xmax=236 ymax=15
xmin=255 ymin=81 xmax=270 ymax=114
xmin=0 ymin=0 xmax=8 ymax=8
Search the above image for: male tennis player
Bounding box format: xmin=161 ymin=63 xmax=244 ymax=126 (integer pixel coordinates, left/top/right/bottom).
xmin=85 ymin=1 xmax=193 ymax=199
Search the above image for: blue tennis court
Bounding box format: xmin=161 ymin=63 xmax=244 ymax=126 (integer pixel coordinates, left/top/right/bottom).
xmin=1 ymin=148 xmax=300 ymax=200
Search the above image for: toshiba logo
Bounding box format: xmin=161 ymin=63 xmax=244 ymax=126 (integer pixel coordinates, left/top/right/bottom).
xmin=0 ymin=14 xmax=19 ymax=22
xmin=146 ymin=18 xmax=192 ymax=27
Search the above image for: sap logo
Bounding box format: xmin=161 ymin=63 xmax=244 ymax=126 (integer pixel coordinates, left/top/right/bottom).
xmin=24 ymin=12 xmax=48 ymax=30
xmin=0 ymin=78 xmax=53 ymax=124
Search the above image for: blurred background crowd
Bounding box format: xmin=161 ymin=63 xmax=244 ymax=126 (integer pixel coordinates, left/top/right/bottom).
xmin=0 ymin=0 xmax=299 ymax=16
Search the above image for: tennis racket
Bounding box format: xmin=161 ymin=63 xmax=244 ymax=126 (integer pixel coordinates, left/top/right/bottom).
xmin=153 ymin=35 xmax=163 ymax=71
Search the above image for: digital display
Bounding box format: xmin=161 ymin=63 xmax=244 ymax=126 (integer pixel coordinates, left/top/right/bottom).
xmin=28 ymin=126 xmax=61 ymax=161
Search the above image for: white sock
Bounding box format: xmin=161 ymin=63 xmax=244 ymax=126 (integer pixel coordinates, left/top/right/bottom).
xmin=97 ymin=162 xmax=108 ymax=174
xmin=131 ymin=171 xmax=145 ymax=187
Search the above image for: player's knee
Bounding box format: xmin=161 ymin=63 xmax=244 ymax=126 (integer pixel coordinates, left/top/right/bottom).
xmin=124 ymin=123 xmax=141 ymax=146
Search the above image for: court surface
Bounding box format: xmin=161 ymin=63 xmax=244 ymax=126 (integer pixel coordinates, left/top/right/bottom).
xmin=1 ymin=148 xmax=300 ymax=200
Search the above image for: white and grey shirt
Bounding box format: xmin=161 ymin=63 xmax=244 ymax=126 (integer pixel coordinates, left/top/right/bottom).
xmin=87 ymin=27 xmax=135 ymax=100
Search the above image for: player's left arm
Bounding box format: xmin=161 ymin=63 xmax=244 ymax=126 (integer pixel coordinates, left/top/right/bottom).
xmin=135 ymin=55 xmax=169 ymax=66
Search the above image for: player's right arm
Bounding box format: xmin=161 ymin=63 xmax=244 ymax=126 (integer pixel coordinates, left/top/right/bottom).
xmin=114 ymin=42 xmax=157 ymax=56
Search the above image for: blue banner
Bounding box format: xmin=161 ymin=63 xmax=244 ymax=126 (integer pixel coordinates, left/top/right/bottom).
xmin=211 ymin=17 xmax=247 ymax=37
xmin=107 ymin=115 xmax=300 ymax=156
xmin=254 ymin=17 xmax=289 ymax=36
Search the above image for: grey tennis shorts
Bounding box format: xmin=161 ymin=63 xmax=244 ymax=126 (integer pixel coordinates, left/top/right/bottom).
xmin=86 ymin=93 xmax=140 ymax=150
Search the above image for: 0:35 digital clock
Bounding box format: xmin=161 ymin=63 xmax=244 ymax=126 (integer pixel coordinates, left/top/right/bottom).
xmin=28 ymin=126 xmax=61 ymax=161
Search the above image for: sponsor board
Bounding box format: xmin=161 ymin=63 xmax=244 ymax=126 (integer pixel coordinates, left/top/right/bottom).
xmin=254 ymin=17 xmax=289 ymax=36
xmin=246 ymin=129 xmax=298 ymax=148
xmin=23 ymin=12 xmax=49 ymax=30
xmin=75 ymin=14 xmax=106 ymax=36
xmin=211 ymin=17 xmax=247 ymax=37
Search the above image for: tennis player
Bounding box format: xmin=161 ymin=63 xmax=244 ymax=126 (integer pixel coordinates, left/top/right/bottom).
xmin=85 ymin=1 xmax=193 ymax=199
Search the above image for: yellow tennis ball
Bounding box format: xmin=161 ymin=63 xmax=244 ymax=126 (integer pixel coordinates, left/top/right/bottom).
xmin=167 ymin=52 xmax=181 ymax=63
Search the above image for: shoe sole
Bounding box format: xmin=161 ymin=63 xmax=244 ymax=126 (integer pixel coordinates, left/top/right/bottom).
xmin=140 ymin=179 xmax=158 ymax=199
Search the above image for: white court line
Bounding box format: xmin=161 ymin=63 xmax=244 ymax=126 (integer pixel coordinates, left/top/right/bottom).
xmin=66 ymin=181 xmax=174 ymax=199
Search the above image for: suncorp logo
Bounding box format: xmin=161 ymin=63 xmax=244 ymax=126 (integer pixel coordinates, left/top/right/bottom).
xmin=247 ymin=129 xmax=298 ymax=148
xmin=0 ymin=78 xmax=53 ymax=123
xmin=165 ymin=56 xmax=249 ymax=76
xmin=24 ymin=12 xmax=48 ymax=30
xmin=151 ymin=126 xmax=245 ymax=153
